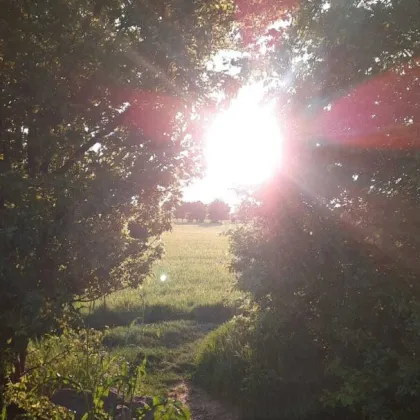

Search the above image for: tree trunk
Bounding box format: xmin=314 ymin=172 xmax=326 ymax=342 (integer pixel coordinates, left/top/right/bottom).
xmin=10 ymin=342 xmax=28 ymax=383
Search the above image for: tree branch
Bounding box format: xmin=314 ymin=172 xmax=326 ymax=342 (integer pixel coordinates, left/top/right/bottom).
xmin=54 ymin=107 xmax=132 ymax=175
xmin=21 ymin=349 xmax=70 ymax=377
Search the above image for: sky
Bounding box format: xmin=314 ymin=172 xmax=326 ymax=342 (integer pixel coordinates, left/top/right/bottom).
xmin=183 ymin=177 xmax=242 ymax=204
xmin=180 ymin=12 xmax=288 ymax=205
xmin=182 ymin=80 xmax=283 ymax=205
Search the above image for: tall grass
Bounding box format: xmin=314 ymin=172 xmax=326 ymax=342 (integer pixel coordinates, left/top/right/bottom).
xmin=105 ymin=321 xmax=217 ymax=395
xmin=85 ymin=224 xmax=242 ymax=328
xmin=194 ymin=313 xmax=332 ymax=420
xmin=82 ymin=224 xmax=243 ymax=396
xmin=194 ymin=317 xmax=252 ymax=402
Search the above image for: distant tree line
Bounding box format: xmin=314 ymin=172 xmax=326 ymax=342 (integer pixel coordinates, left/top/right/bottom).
xmin=174 ymin=199 xmax=231 ymax=223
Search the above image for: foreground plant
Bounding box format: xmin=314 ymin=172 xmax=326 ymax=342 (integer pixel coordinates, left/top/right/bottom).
xmin=3 ymin=328 xmax=190 ymax=420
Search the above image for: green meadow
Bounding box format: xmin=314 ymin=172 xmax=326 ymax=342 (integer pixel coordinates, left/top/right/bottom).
xmin=86 ymin=223 xmax=242 ymax=395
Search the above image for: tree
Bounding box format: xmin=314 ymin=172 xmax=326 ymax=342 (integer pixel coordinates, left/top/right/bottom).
xmin=180 ymin=201 xmax=207 ymax=222
xmin=0 ymin=0 xmax=235 ymax=384
xmin=227 ymin=0 xmax=420 ymax=418
xmin=181 ymin=201 xmax=194 ymax=222
xmin=208 ymin=199 xmax=230 ymax=222
xmin=190 ymin=201 xmax=207 ymax=222
xmin=174 ymin=203 xmax=186 ymax=221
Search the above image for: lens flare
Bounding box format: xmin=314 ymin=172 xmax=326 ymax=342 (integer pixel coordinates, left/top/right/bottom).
xmin=205 ymin=83 xmax=283 ymax=191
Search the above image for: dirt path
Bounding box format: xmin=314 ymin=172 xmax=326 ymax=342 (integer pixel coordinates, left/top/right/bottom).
xmin=169 ymin=382 xmax=239 ymax=420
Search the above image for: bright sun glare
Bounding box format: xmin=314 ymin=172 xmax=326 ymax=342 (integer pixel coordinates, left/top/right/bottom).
xmin=205 ymin=83 xmax=283 ymax=190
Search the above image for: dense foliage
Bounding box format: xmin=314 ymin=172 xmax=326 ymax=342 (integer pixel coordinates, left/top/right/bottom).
xmin=4 ymin=326 xmax=190 ymax=419
xmin=0 ymin=0 xmax=235 ymax=393
xmin=196 ymin=0 xmax=420 ymax=419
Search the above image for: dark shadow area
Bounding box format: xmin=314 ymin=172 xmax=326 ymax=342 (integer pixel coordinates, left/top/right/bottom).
xmin=103 ymin=322 xmax=216 ymax=349
xmin=191 ymin=303 xmax=235 ymax=323
xmin=84 ymin=302 xmax=235 ymax=330
xmin=84 ymin=304 xmax=189 ymax=329
xmin=170 ymin=382 xmax=240 ymax=420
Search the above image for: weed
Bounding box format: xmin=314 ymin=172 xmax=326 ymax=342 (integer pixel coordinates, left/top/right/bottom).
xmin=106 ymin=321 xmax=217 ymax=395
xmin=3 ymin=328 xmax=190 ymax=420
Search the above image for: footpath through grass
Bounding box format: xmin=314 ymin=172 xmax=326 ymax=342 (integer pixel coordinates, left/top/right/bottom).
xmin=86 ymin=223 xmax=241 ymax=395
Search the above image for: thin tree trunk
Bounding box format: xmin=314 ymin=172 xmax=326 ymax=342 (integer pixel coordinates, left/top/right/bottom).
xmin=11 ymin=341 xmax=28 ymax=383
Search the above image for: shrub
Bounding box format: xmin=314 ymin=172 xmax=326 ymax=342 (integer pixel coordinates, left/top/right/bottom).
xmin=195 ymin=313 xmax=331 ymax=420
xmin=3 ymin=328 xmax=190 ymax=420
xmin=194 ymin=317 xmax=252 ymax=402
xmin=227 ymin=171 xmax=420 ymax=419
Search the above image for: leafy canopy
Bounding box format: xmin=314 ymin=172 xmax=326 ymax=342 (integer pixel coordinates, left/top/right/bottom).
xmin=226 ymin=0 xmax=420 ymax=418
xmin=0 ymin=0 xmax=235 ymax=378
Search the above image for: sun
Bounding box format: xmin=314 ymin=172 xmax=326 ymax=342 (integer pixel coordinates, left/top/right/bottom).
xmin=205 ymin=83 xmax=283 ymax=191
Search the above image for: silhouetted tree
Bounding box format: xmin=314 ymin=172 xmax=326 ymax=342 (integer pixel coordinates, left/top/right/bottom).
xmin=181 ymin=201 xmax=208 ymax=222
xmin=190 ymin=201 xmax=208 ymax=222
xmin=208 ymin=200 xmax=230 ymax=222
xmin=174 ymin=204 xmax=186 ymax=221
xmin=0 ymin=0 xmax=235 ymax=386
xmin=225 ymin=0 xmax=420 ymax=418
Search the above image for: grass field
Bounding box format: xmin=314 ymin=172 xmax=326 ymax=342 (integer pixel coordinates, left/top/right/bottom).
xmin=86 ymin=223 xmax=241 ymax=395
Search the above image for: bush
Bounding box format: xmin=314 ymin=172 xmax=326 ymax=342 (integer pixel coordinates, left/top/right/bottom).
xmin=195 ymin=313 xmax=333 ymax=420
xmin=194 ymin=317 xmax=251 ymax=402
xmin=3 ymin=328 xmax=190 ymax=420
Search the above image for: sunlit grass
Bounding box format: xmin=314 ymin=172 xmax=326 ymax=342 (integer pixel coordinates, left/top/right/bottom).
xmin=104 ymin=321 xmax=217 ymax=395
xmin=83 ymin=223 xmax=243 ymax=395
xmin=86 ymin=223 xmax=242 ymax=327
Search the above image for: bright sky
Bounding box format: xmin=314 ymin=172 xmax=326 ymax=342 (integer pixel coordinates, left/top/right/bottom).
xmin=183 ymin=83 xmax=283 ymax=204
xmin=182 ymin=177 xmax=239 ymax=204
